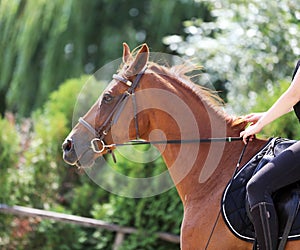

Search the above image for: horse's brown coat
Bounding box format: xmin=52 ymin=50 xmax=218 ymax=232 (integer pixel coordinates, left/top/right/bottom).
xmin=63 ymin=43 xmax=300 ymax=249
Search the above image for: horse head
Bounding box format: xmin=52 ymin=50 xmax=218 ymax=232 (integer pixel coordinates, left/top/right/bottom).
xmin=62 ymin=43 xmax=150 ymax=168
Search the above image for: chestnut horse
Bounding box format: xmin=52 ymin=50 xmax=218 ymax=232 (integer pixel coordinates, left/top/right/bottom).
xmin=62 ymin=43 xmax=300 ymax=249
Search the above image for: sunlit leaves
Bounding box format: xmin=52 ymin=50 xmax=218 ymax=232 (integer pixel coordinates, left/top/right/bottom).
xmin=164 ymin=0 xmax=300 ymax=114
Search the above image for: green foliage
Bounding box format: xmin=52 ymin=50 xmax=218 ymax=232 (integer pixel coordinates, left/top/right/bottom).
xmin=43 ymin=76 xmax=91 ymax=124
xmin=91 ymin=189 xmax=182 ymax=250
xmin=0 ymin=116 xmax=20 ymax=171
xmin=0 ymin=0 xmax=210 ymax=116
xmin=19 ymin=220 xmax=85 ymax=250
xmin=0 ymin=76 xmax=85 ymax=247
xmin=18 ymin=76 xmax=90 ymax=207
xmin=0 ymin=116 xmax=22 ymax=205
xmin=89 ymin=147 xmax=182 ymax=249
xmin=164 ymin=0 xmax=300 ymax=114
xmin=0 ymin=116 xmax=20 ymax=245
xmin=251 ymin=79 xmax=300 ymax=140
xmin=0 ymin=0 xmax=79 ymax=115
xmin=4 ymin=81 xmax=87 ymax=206
xmin=70 ymin=181 xmax=109 ymax=217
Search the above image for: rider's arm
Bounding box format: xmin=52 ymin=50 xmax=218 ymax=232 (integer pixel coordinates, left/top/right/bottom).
xmin=240 ymin=67 xmax=300 ymax=143
xmin=257 ymin=68 xmax=300 ymax=126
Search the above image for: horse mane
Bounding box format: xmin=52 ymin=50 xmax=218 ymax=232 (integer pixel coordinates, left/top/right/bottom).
xmin=148 ymin=62 xmax=248 ymax=131
xmin=119 ymin=53 xmax=247 ymax=132
xmin=149 ymin=62 xmax=223 ymax=105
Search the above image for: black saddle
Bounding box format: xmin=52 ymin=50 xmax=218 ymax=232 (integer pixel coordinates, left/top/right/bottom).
xmin=222 ymin=137 xmax=300 ymax=245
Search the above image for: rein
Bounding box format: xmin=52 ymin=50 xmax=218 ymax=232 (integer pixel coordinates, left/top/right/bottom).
xmin=204 ymin=138 xmax=249 ymax=249
xmin=109 ymin=137 xmax=242 ymax=148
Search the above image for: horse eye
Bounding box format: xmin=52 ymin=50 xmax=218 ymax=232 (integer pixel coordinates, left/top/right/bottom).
xmin=103 ymin=94 xmax=113 ymax=104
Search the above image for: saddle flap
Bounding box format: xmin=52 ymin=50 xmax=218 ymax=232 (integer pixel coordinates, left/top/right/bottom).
xmin=222 ymin=137 xmax=300 ymax=242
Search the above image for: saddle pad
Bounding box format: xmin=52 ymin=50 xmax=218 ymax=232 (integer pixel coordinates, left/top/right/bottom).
xmin=221 ymin=137 xmax=300 ymax=242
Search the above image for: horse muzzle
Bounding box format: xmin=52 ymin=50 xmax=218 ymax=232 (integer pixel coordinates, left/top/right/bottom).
xmin=62 ymin=138 xmax=79 ymax=166
xmin=62 ymin=137 xmax=113 ymax=168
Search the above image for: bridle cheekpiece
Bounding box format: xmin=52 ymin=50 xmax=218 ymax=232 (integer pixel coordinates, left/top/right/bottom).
xmin=78 ymin=67 xmax=147 ymax=154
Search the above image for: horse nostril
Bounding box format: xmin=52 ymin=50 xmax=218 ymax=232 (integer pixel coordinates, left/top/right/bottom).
xmin=62 ymin=139 xmax=73 ymax=152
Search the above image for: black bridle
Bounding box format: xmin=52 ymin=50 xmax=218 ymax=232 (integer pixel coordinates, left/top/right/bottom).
xmin=79 ymin=67 xmax=147 ymax=153
xmin=79 ymin=67 xmax=243 ymax=154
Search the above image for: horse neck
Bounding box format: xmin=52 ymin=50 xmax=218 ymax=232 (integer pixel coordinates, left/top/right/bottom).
xmin=140 ymin=71 xmax=266 ymax=204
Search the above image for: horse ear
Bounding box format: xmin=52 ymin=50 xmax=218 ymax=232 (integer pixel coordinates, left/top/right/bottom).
xmin=126 ymin=43 xmax=149 ymax=77
xmin=123 ymin=43 xmax=131 ymax=63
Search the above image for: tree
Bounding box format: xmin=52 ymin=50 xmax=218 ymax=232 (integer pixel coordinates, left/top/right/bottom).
xmin=163 ymin=0 xmax=300 ymax=114
xmin=0 ymin=0 xmax=211 ymax=116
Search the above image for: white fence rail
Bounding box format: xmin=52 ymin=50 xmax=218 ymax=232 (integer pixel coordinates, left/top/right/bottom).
xmin=0 ymin=204 xmax=180 ymax=249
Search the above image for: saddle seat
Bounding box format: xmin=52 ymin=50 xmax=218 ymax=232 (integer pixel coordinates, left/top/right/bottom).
xmin=222 ymin=137 xmax=300 ymax=243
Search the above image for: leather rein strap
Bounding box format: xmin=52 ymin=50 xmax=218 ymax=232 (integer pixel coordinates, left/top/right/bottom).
xmin=112 ymin=137 xmax=242 ymax=147
xmin=205 ymin=138 xmax=249 ymax=249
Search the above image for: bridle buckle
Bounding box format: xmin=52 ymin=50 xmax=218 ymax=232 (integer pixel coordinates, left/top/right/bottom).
xmin=90 ymin=138 xmax=106 ymax=153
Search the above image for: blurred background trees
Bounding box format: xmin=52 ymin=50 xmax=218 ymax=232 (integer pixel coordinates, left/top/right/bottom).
xmin=0 ymin=0 xmax=300 ymax=249
xmin=164 ymin=0 xmax=300 ymax=138
xmin=0 ymin=0 xmax=210 ymax=116
xmin=164 ymin=1 xmax=300 ymax=105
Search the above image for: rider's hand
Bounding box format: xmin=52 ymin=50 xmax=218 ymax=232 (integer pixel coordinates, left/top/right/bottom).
xmin=243 ymin=112 xmax=265 ymax=125
xmin=240 ymin=123 xmax=263 ymax=144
